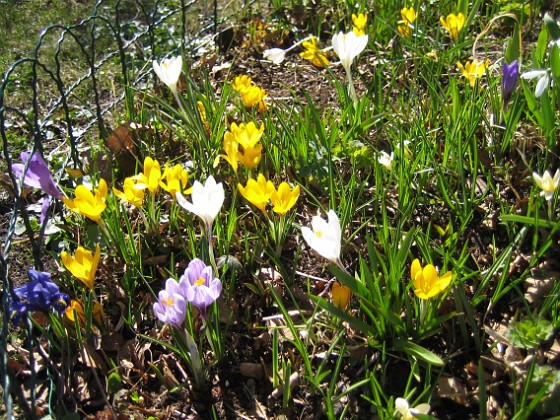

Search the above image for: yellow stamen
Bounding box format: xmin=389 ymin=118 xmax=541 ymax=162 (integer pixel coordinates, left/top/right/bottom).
xmin=195 ymin=278 xmax=205 ymax=286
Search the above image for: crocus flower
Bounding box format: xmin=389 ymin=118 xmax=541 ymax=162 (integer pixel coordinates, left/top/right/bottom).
xmin=332 ymin=281 xmax=351 ymax=311
xmin=352 ymin=13 xmax=368 ymax=36
xmin=240 ymin=85 xmax=268 ymax=111
xmin=301 ymin=209 xmax=342 ymax=266
xmin=299 ymin=36 xmax=330 ymax=68
xmin=502 ymin=60 xmax=519 ymax=110
xmin=533 ymin=169 xmax=560 ymax=201
xmin=332 ymin=31 xmax=368 ymax=105
xmin=60 ymin=244 xmax=101 ymax=290
xmin=440 ymin=13 xmax=465 ymax=40
xmin=378 ymin=151 xmax=394 ymax=171
xmin=521 ymin=69 xmax=551 ymax=98
xmin=160 ymin=163 xmax=190 ymax=197
xmin=179 ymin=258 xmax=222 ymax=320
xmin=398 ymin=7 xmax=417 ymax=38
xmin=457 ymin=59 xmax=490 ymax=87
xmin=65 ymin=299 xmax=105 ymax=328
xmin=331 ymin=31 xmax=368 ymax=75
xmin=63 ymin=179 xmax=107 ymax=223
xmin=152 ymin=56 xmax=183 ymax=95
xmin=238 ymin=174 xmax=275 ymax=214
xmin=270 ymin=182 xmax=300 ymax=215
xmin=113 ymin=176 xmax=144 ymax=208
xmin=152 ymin=278 xmax=187 ymax=328
xmin=232 ymin=75 xmax=253 ymax=92
xmin=9 ymin=269 xmax=70 ymax=325
xmin=411 ymin=259 xmax=452 ymax=300
xmin=12 ymin=151 xmax=62 ymax=200
xmin=263 ymin=48 xmax=287 ymax=64
xmin=395 ymin=397 xmax=431 ymax=420
xmin=176 ymin=175 xmax=225 ymax=229
xmin=134 ymin=156 xmax=162 ymax=195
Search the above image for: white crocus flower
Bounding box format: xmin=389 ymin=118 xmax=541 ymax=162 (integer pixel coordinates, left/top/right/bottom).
xmin=301 ymin=209 xmax=342 ymax=266
xmin=176 ymin=175 xmax=225 ymax=228
xmin=521 ymin=69 xmax=550 ymax=98
xmin=331 ymin=31 xmax=368 ymax=106
xmin=263 ymin=48 xmax=287 ymax=64
xmin=532 ymin=169 xmax=560 ymax=201
xmin=331 ymin=31 xmax=368 ymax=73
xmin=378 ymin=151 xmax=394 ymax=171
xmin=395 ymin=397 xmax=430 ymax=420
xmin=152 ymin=56 xmax=183 ymax=95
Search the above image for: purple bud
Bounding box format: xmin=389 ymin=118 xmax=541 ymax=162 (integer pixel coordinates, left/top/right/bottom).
xmin=179 ymin=258 xmax=222 ymax=320
xmin=502 ymin=60 xmax=519 ymax=110
xmin=12 ymin=152 xmax=62 ymax=200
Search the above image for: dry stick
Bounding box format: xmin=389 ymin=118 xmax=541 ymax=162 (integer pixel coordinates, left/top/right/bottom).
xmin=472 ymin=13 xmax=523 ymax=64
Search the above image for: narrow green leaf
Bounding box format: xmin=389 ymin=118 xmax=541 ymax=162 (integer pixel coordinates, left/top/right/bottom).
xmin=392 ymin=340 xmax=445 ymax=366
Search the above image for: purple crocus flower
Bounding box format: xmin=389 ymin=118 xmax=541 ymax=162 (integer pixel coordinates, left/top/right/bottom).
xmin=502 ymin=60 xmax=519 ymax=110
xmin=153 ymin=278 xmax=187 ymax=328
xmin=9 ymin=269 xmax=70 ymax=325
xmin=12 ymin=151 xmax=63 ymax=200
xmin=179 ymin=258 xmax=222 ymax=320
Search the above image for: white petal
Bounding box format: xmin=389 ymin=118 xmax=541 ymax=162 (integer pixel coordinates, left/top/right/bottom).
xmin=535 ymin=73 xmax=550 ymax=97
xmin=520 ymin=69 xmax=547 ymax=80
xmin=395 ymin=398 xmax=409 ymax=414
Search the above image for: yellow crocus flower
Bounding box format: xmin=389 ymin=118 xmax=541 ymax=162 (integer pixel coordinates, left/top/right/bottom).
xmin=240 ymin=85 xmax=268 ymax=110
xmin=230 ymin=121 xmax=264 ymax=149
xmin=440 ymin=13 xmax=465 ymax=40
xmin=332 ymin=281 xmax=351 ymax=310
xmin=238 ymin=143 xmax=263 ymax=170
xmin=457 ymin=59 xmax=489 ymax=87
xmin=134 ymin=156 xmax=161 ymax=195
xmin=270 ymin=182 xmax=300 ymax=215
xmin=113 ymin=176 xmax=144 ymax=208
xmin=66 ymin=299 xmax=105 ymax=327
xmin=411 ymin=259 xmax=452 ymax=300
xmin=401 ymin=7 xmax=417 ymax=24
xmin=352 ymin=13 xmax=368 ymax=36
xmin=398 ymin=7 xmax=417 ymax=38
xmin=232 ymin=75 xmax=253 ymax=92
xmin=160 ymin=163 xmax=190 ymax=197
xmin=61 ymin=244 xmax=101 ymax=290
xmin=238 ymin=174 xmax=275 ymax=214
xmin=63 ymin=179 xmax=107 ymax=223
xmin=300 ymin=36 xmax=330 ymax=68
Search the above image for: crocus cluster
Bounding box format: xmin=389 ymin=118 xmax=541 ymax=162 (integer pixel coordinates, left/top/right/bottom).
xmin=238 ymin=173 xmax=300 ymax=216
xmin=232 ymin=75 xmax=268 ymax=111
xmin=398 ymin=7 xmax=417 ymax=38
xmin=9 ymin=270 xmax=70 ymax=324
xmin=153 ymin=258 xmax=222 ymax=325
xmin=216 ymin=122 xmax=264 ymax=173
xmin=410 ymin=259 xmax=452 ymax=300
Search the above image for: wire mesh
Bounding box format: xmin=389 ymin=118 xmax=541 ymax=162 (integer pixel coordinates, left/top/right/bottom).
xmin=0 ymin=0 xmax=225 ymax=415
